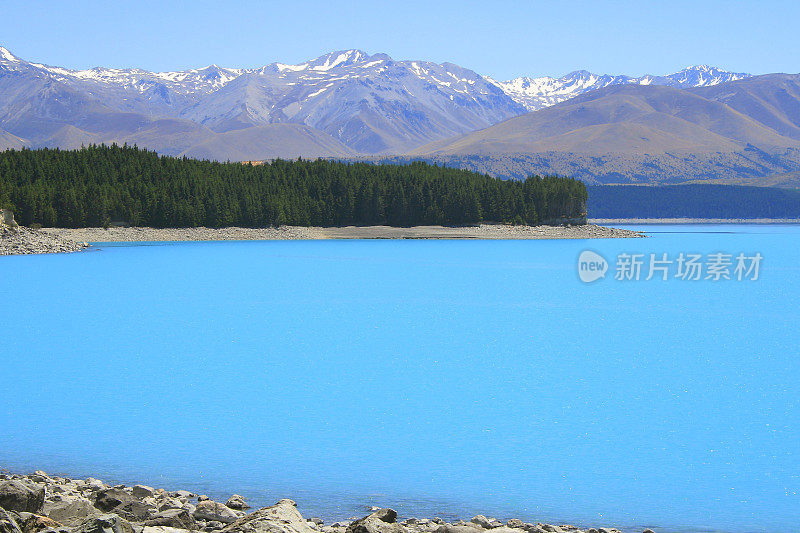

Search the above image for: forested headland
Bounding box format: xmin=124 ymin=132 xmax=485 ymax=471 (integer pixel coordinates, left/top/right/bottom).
xmin=0 ymin=145 xmax=587 ymax=228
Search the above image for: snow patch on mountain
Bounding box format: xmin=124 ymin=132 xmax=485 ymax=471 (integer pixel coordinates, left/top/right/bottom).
xmin=488 ymin=65 xmax=751 ymax=111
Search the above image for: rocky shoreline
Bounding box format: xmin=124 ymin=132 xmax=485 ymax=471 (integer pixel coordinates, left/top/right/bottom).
xmin=0 ymin=471 xmax=651 ymax=533
xmin=0 ymin=226 xmax=88 ymax=256
xmin=41 ymin=224 xmax=643 ymax=243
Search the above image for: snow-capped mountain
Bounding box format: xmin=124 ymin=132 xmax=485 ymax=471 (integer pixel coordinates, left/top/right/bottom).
xmin=487 ymin=65 xmax=751 ymax=111
xmin=0 ymin=45 xmax=754 ymax=159
xmin=0 ymin=46 xmax=525 ymax=155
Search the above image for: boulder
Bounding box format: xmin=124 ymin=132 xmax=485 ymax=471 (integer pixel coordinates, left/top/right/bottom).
xmin=142 ymin=527 xmax=191 ymax=533
xmin=345 ymin=509 xmax=405 ymax=533
xmin=539 ymin=527 xmax=562 ymax=533
xmin=196 ymin=498 xmax=209 ymax=503
xmin=0 ymin=508 xmax=23 ymax=533
xmin=223 ymin=497 xmax=248 ymax=511
xmin=0 ymin=482 xmax=45 ymax=514
xmin=131 ymin=488 xmax=155 ymax=501
xmin=115 ymin=501 xmax=158 ymax=522
xmin=144 ymin=509 xmax=196 ymax=530
xmin=72 ymin=514 xmax=134 ymax=533
xmin=220 ymin=499 xmax=314 ymax=533
xmin=81 ymin=480 xmax=107 ymax=493
xmin=193 ymin=502 xmax=237 ymax=525
xmin=0 ymin=209 xmax=18 ymax=229
xmin=44 ymin=499 xmax=100 ymax=527
xmin=168 ymin=493 xmax=194 ymax=501
xmin=93 ymin=490 xmax=136 ymax=513
xmin=505 ymin=522 xmax=524 ymax=530
xmin=180 ymin=505 xmax=195 ymax=516
xmin=19 ymin=514 xmax=62 ymax=533
xmin=204 ymin=522 xmax=223 ymax=531
xmin=470 ymin=517 xmax=493 ymax=530
xmin=433 ymin=526 xmax=483 ymax=533
xmin=156 ymin=499 xmax=184 ymax=512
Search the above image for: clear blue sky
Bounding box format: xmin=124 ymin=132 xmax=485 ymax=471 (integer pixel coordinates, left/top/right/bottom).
xmin=2 ymin=0 xmax=798 ymax=80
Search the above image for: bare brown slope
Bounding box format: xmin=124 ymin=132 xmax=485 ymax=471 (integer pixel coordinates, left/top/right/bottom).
xmin=693 ymin=73 xmax=800 ymax=141
xmin=410 ymin=84 xmax=800 ymax=156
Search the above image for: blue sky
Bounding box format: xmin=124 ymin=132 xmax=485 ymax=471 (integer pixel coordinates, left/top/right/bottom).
xmin=2 ymin=0 xmax=798 ymax=79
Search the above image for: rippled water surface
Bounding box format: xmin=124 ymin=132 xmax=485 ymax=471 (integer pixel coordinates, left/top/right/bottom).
xmin=2 ymin=225 xmax=798 ymax=533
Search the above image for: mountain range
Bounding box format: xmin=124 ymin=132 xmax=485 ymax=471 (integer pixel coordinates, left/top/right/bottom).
xmin=2 ymin=45 xmax=800 ymax=185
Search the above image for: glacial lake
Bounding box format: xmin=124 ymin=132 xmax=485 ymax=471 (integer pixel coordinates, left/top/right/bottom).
xmin=2 ymin=225 xmax=798 ymax=533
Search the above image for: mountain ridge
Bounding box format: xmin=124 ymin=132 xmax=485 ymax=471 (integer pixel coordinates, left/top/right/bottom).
xmin=0 ymin=45 xmax=752 ymax=159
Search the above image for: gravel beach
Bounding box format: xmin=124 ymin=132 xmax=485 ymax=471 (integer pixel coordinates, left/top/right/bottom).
xmin=0 ymin=226 xmax=88 ymax=255
xmin=0 ymin=470 xmax=649 ymax=533
xmin=40 ymin=224 xmax=643 ymax=243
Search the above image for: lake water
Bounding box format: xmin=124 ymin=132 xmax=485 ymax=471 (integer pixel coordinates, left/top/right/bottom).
xmin=2 ymin=225 xmax=798 ymax=533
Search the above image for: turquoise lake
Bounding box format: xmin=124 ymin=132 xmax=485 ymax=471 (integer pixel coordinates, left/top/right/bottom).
xmin=2 ymin=225 xmax=798 ymax=533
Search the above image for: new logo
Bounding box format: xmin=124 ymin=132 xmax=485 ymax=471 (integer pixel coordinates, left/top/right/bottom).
xmin=578 ymin=250 xmax=608 ymax=283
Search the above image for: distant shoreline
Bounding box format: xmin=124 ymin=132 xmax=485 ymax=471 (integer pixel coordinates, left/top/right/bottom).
xmin=590 ymin=218 xmax=800 ymax=224
xmin=40 ymin=224 xmax=644 ymax=243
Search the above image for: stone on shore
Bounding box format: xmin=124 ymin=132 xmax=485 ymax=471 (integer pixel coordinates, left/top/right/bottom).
xmin=224 ymin=496 xmax=249 ymax=511
xmin=433 ymin=525 xmax=483 ymax=533
xmin=131 ymin=487 xmax=155 ymax=500
xmin=17 ymin=513 xmax=63 ymax=533
xmin=0 ymin=508 xmax=23 ymax=533
xmin=193 ymin=502 xmax=238 ymax=525
xmin=0 ymin=482 xmax=45 ymax=514
xmin=44 ymin=499 xmax=100 ymax=527
xmin=144 ymin=509 xmax=196 ymax=530
xmin=221 ymin=499 xmax=314 ymax=533
xmin=470 ymin=517 xmax=503 ymax=530
xmin=345 ymin=509 xmax=405 ymax=533
xmin=142 ymin=527 xmax=192 ymax=533
xmin=92 ymin=489 xmax=136 ymax=514
xmin=72 ymin=514 xmax=134 ymax=533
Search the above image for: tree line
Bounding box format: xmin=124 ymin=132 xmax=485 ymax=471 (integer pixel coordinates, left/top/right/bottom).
xmin=0 ymin=145 xmax=587 ymax=228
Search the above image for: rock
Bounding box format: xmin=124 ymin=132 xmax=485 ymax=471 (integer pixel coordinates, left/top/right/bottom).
xmin=43 ymin=499 xmax=100 ymax=527
xmin=220 ymin=499 xmax=314 ymax=533
xmin=505 ymin=522 xmax=524 ymax=530
xmin=19 ymin=514 xmax=62 ymax=533
xmin=193 ymin=502 xmax=238 ymax=525
xmin=642 ymin=530 xmax=655 ymax=533
xmin=470 ymin=518 xmax=502 ymax=530
xmin=196 ymin=497 xmax=209 ymax=503
xmin=131 ymin=488 xmax=155 ymax=501
xmin=1 ymin=209 xmax=18 ymax=229
xmin=82 ymin=480 xmax=106 ymax=493
xmin=0 ymin=482 xmax=45 ymax=514
xmin=142 ymin=527 xmax=191 ymax=533
xmin=223 ymin=497 xmax=248 ymax=511
xmin=167 ymin=493 xmax=194 ymax=501
xmin=115 ymin=501 xmax=158 ymax=523
xmin=93 ymin=490 xmax=136 ymax=513
xmin=72 ymin=514 xmax=134 ymax=533
xmin=204 ymin=522 xmax=223 ymax=531
xmin=345 ymin=509 xmax=405 ymax=533
xmin=179 ymin=504 xmax=195 ymax=516
xmin=433 ymin=526 xmax=483 ymax=533
xmin=0 ymin=508 xmax=23 ymax=533
xmin=540 ymin=527 xmax=562 ymax=533
xmin=307 ymin=519 xmax=323 ymax=527
xmin=144 ymin=509 xmax=196 ymax=530
xmin=156 ymin=500 xmax=183 ymax=513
